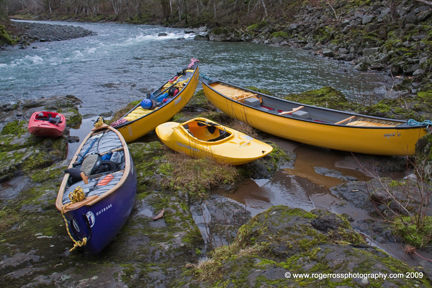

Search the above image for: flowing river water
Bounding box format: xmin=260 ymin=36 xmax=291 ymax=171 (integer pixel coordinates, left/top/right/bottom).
xmin=3 ymin=20 xmax=425 ymax=271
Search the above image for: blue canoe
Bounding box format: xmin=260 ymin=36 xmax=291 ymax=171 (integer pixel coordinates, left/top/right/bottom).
xmin=56 ymin=124 xmax=137 ymax=254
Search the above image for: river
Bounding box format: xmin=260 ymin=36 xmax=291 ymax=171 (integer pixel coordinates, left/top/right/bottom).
xmin=1 ymin=20 xmax=391 ymax=116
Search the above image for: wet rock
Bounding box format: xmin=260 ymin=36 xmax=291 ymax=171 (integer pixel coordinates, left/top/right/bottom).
xmin=67 ymin=136 xmax=80 ymax=143
xmin=0 ymin=95 xmax=81 ymax=182
xmin=0 ymin=176 xmax=31 ymax=200
xmin=355 ymin=219 xmax=399 ymax=243
xmin=190 ymin=195 xmax=251 ymax=248
xmin=12 ymin=22 xmax=95 ymax=46
xmin=362 ymin=15 xmax=374 ymax=25
xmin=413 ymin=68 xmax=425 ymax=76
xmin=330 ymin=181 xmax=373 ymax=212
xmin=322 ymin=48 xmax=334 ymax=57
xmin=314 ymin=167 xmax=357 ymax=181
xmin=186 ymin=206 xmax=428 ymax=287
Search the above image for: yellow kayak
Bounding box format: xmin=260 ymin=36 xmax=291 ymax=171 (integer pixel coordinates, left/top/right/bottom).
xmin=155 ymin=117 xmax=273 ymax=165
xmin=111 ymin=59 xmax=199 ymax=142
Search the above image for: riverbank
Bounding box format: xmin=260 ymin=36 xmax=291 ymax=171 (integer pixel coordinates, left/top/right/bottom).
xmin=0 ymin=90 xmax=431 ymax=286
xmin=0 ymin=20 xmax=94 ymax=48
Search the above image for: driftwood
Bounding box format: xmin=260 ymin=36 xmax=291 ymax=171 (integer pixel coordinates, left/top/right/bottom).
xmin=415 ymin=0 xmax=432 ymax=6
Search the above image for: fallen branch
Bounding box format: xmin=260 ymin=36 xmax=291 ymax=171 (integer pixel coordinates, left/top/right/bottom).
xmin=405 ymin=245 xmax=432 ymax=262
xmin=415 ymin=0 xmax=432 ymax=6
xmin=326 ymin=0 xmax=339 ymax=20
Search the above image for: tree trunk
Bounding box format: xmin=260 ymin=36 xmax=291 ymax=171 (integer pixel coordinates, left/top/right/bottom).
xmin=0 ymin=0 xmax=8 ymax=22
xmin=161 ymin=0 xmax=171 ymax=22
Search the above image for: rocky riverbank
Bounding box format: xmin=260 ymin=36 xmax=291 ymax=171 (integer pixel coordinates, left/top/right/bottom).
xmin=0 ymin=90 xmax=431 ymax=287
xmin=1 ymin=21 xmax=94 ymax=48
xmin=206 ymin=0 xmax=432 ymax=100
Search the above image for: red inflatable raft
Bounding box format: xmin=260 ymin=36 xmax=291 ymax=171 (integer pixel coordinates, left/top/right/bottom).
xmin=28 ymin=111 xmax=66 ymax=137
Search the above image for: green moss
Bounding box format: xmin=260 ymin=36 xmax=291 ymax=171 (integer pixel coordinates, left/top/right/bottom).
xmin=245 ymin=86 xmax=273 ymax=95
xmin=186 ymin=89 xmax=213 ymax=110
xmin=271 ymin=31 xmax=288 ymax=38
xmin=1 ymin=120 xmax=27 ymax=136
xmin=30 ymin=164 xmax=65 ymax=183
xmin=284 ymin=86 xmax=354 ymax=111
xmin=417 ymin=90 xmax=432 ymax=110
xmin=393 ymin=215 xmax=432 ymax=248
xmin=246 ymin=21 xmax=267 ymax=32
xmin=0 ymin=25 xmax=16 ymax=45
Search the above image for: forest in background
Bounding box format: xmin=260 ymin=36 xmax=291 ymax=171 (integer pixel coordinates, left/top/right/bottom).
xmin=3 ymin=0 xmax=310 ymax=26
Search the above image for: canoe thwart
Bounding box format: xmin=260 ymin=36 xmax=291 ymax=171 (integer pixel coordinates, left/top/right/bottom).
xmin=279 ymin=106 xmax=305 ymax=115
xmin=335 ymin=115 xmax=356 ymax=125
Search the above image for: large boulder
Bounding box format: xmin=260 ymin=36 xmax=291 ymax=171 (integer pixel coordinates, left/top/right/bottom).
xmin=187 ymin=206 xmax=430 ymax=287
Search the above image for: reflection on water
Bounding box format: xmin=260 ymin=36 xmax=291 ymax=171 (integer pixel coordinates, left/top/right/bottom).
xmin=224 ymin=142 xmax=371 ymax=216
xmin=284 ymin=145 xmax=371 ymax=189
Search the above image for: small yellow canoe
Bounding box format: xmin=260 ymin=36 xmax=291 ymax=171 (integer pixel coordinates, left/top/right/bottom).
xmin=155 ymin=117 xmax=273 ymax=165
xmin=111 ymin=59 xmax=199 ymax=142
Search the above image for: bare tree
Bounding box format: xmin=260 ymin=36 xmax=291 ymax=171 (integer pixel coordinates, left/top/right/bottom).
xmin=0 ymin=0 xmax=8 ymax=22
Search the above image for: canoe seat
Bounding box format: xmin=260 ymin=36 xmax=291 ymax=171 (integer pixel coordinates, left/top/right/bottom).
xmin=233 ymin=93 xmax=259 ymax=102
xmin=346 ymin=120 xmax=395 ymax=127
xmin=279 ymin=106 xmax=304 ymax=115
xmin=335 ymin=116 xmax=355 ymax=125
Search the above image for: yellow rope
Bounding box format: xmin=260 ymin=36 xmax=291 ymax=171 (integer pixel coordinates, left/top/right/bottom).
xmin=61 ymin=187 xmax=88 ymax=252
xmin=61 ymin=209 xmax=88 ymax=252
xmin=68 ymin=186 xmax=85 ymax=203
xmin=93 ymin=116 xmax=104 ymax=129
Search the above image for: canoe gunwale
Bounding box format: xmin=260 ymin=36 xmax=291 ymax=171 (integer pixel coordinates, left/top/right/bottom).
xmin=202 ymin=80 xmax=428 ymax=130
xmin=55 ymin=124 xmax=132 ymax=212
xmin=114 ymin=65 xmax=199 ymax=129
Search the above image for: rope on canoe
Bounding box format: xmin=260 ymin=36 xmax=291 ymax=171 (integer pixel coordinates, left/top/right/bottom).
xmin=200 ymin=73 xmax=213 ymax=82
xmin=69 ymin=186 xmax=85 ymax=203
xmin=407 ymin=119 xmax=432 ymax=127
xmin=61 ymin=186 xmax=88 ymax=252
xmin=61 ymin=206 xmax=88 ymax=252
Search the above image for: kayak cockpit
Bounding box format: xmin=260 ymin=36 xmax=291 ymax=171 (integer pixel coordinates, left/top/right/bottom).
xmin=183 ymin=119 xmax=232 ymax=142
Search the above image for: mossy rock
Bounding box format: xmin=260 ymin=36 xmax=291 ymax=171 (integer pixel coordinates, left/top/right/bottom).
xmin=0 ymin=24 xmax=16 ymax=45
xmin=284 ymin=86 xmax=355 ymax=111
xmin=283 ymin=86 xmax=428 ymax=120
xmin=240 ymin=141 xmax=291 ymax=179
xmin=0 ymin=120 xmax=67 ymax=182
xmin=187 ymin=206 xmax=430 ymax=287
xmin=185 ymin=89 xmax=214 ymax=111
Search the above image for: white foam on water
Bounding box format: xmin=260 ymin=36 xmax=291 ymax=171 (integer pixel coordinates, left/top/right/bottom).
xmin=24 ymin=55 xmax=44 ymax=65
xmin=118 ymin=31 xmax=195 ymax=47
xmin=86 ymin=47 xmax=97 ymax=54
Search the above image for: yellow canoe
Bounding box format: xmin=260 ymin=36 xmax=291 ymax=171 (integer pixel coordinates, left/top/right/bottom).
xmin=155 ymin=117 xmax=273 ymax=165
xmin=111 ymin=59 xmax=199 ymax=142
xmin=201 ymin=79 xmax=430 ymax=156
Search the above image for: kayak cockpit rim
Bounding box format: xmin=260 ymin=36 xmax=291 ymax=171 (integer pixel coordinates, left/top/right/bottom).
xmin=201 ymin=79 xmax=427 ymax=130
xmin=55 ymin=124 xmax=132 ymax=212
